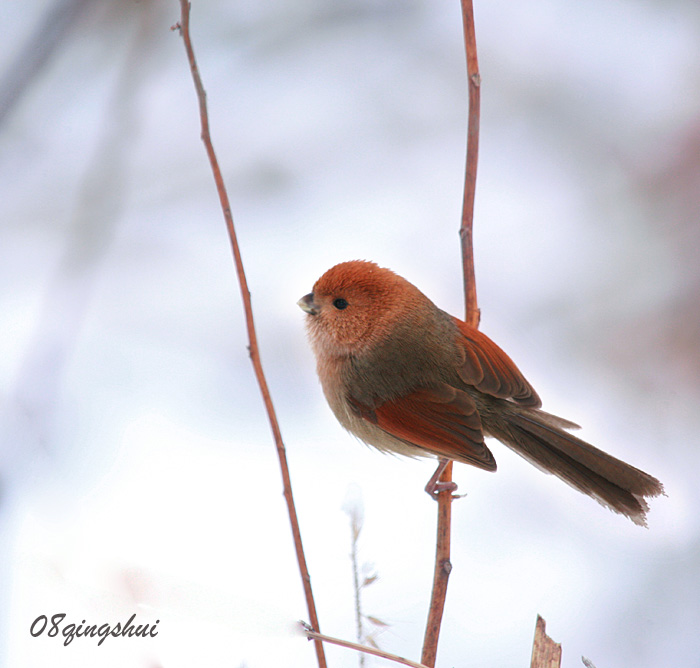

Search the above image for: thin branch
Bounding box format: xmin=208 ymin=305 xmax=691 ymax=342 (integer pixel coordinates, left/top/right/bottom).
xmin=173 ymin=4 xmax=327 ymax=668
xmin=301 ymin=623 xmax=430 ymax=668
xmin=420 ymin=460 xmax=454 ymax=668
xmin=459 ymin=0 xmax=481 ymax=329
xmin=348 ymin=506 xmax=366 ymax=666
xmin=421 ymin=1 xmax=481 ymax=665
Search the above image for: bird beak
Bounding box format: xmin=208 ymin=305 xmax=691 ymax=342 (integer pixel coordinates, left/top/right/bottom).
xmin=297 ymin=293 xmax=320 ymax=315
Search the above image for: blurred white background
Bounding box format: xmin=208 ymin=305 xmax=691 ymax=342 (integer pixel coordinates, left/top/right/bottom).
xmin=1 ymin=0 xmax=699 ymax=666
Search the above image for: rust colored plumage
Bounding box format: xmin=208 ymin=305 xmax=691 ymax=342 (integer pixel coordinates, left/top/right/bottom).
xmin=299 ymin=260 xmax=664 ymax=526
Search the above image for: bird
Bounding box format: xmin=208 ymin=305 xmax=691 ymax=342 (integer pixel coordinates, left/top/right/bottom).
xmin=298 ymin=260 xmax=664 ymax=526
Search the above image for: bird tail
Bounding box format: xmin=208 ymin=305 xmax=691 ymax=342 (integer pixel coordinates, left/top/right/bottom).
xmin=494 ymin=407 xmax=664 ymax=526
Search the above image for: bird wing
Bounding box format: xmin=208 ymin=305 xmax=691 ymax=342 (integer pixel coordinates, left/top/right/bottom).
xmin=452 ymin=317 xmax=542 ymax=407
xmin=353 ymin=383 xmax=497 ymax=471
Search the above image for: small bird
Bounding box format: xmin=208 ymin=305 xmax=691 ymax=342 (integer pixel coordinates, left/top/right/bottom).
xmin=298 ymin=260 xmax=664 ymax=526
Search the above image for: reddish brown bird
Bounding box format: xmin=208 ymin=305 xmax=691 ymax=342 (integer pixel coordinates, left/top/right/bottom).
xmin=298 ymin=260 xmax=664 ymax=526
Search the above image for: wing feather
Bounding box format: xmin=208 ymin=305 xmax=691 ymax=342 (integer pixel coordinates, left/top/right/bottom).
xmin=355 ymin=384 xmax=496 ymax=471
xmin=453 ymin=318 xmax=541 ymax=407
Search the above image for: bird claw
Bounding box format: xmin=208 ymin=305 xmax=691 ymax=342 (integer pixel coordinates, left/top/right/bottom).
xmin=424 ymin=458 xmax=465 ymax=500
xmin=425 ymin=480 xmax=463 ymax=501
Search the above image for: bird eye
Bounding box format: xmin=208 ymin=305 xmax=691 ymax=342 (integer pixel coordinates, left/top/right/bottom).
xmin=333 ymin=298 xmax=348 ymax=310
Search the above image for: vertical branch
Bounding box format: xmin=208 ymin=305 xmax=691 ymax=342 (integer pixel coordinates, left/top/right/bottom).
xmin=350 ymin=534 xmax=366 ymax=668
xmin=174 ymin=4 xmax=327 ymax=668
xmin=422 ymin=1 xmax=480 ymax=666
xmin=346 ymin=499 xmax=366 ymax=667
xmin=420 ymin=460 xmax=454 ymax=668
xmin=460 ymin=0 xmax=481 ymax=328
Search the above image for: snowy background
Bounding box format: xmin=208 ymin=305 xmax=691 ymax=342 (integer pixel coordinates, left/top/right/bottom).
xmin=1 ymin=0 xmax=699 ymax=666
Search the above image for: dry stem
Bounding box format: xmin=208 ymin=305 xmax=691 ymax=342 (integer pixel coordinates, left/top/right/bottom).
xmin=420 ymin=460 xmax=454 ymax=668
xmin=421 ymin=0 xmax=481 ymax=665
xmin=301 ymin=623 xmax=430 ymax=668
xmin=174 ymin=3 xmax=326 ymax=667
xmin=530 ymin=616 xmax=562 ymax=668
xmin=460 ymin=0 xmax=481 ymax=330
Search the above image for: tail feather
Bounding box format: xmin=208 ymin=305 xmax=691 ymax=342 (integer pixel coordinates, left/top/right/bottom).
xmin=498 ymin=410 xmax=664 ymax=526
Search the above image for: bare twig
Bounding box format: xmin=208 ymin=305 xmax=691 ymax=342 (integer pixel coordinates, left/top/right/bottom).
xmin=459 ymin=0 xmax=481 ymax=329
xmin=421 ymin=1 xmax=481 ymax=666
xmin=420 ymin=460 xmax=454 ymax=668
xmin=351 ymin=524 xmax=365 ymax=667
xmin=301 ymin=623 xmax=430 ymax=668
xmin=530 ymin=616 xmax=562 ymax=668
xmin=344 ymin=491 xmax=367 ymax=666
xmin=174 ymin=4 xmax=326 ymax=667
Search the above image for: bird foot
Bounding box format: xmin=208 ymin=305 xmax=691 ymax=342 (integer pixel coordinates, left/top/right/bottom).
xmin=424 ymin=459 xmax=464 ymax=500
